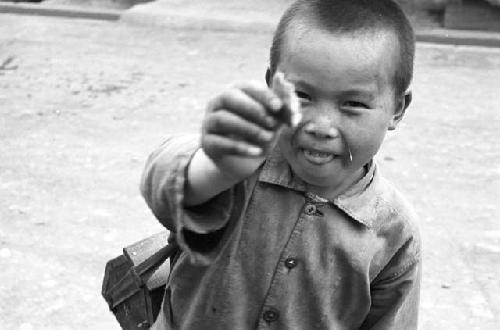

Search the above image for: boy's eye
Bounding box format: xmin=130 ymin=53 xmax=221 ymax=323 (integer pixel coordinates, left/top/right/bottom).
xmin=295 ymin=91 xmax=311 ymax=101
xmin=344 ymin=101 xmax=369 ymax=109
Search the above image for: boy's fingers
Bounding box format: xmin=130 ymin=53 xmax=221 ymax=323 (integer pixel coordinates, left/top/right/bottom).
xmin=203 ymin=110 xmax=275 ymax=146
xmin=202 ymin=134 xmax=263 ymax=158
xmin=209 ymin=88 xmax=278 ymax=129
xmin=237 ymin=81 xmax=283 ymax=114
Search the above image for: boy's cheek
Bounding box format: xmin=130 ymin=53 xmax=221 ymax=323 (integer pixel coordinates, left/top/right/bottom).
xmin=348 ymin=135 xmax=385 ymax=164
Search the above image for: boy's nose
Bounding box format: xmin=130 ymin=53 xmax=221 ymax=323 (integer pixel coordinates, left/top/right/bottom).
xmin=303 ymin=121 xmax=339 ymax=139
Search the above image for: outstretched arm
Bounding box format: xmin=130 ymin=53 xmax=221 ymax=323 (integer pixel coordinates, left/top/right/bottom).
xmin=140 ymin=78 xmax=294 ymax=264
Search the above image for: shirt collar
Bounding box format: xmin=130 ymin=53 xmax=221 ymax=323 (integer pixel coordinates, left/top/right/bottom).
xmin=258 ymin=148 xmax=381 ymax=227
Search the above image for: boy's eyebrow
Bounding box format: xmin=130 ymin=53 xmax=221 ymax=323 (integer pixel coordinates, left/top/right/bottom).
xmin=341 ymin=90 xmax=376 ymax=101
xmin=288 ymin=78 xmax=377 ymax=100
xmin=287 ymin=78 xmax=314 ymax=89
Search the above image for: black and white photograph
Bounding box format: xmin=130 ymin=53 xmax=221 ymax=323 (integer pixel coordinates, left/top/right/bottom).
xmin=0 ymin=0 xmax=499 ymax=329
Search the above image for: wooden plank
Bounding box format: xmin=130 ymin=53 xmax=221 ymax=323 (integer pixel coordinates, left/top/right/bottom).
xmin=124 ymin=231 xmax=169 ymax=266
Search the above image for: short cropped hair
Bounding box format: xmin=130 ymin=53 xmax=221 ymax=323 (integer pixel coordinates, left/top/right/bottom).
xmin=269 ymin=0 xmax=415 ymax=96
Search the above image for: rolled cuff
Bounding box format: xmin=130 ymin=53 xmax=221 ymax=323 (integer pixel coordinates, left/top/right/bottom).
xmin=170 ymin=153 xmax=235 ymax=264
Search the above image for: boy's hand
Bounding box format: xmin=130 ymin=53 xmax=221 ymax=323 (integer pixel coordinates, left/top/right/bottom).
xmin=201 ymin=81 xmax=283 ymax=180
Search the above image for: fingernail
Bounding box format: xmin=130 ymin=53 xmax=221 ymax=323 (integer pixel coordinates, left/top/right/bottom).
xmin=270 ymin=98 xmax=282 ymax=111
xmin=260 ymin=130 xmax=274 ymax=142
xmin=247 ymin=146 xmax=263 ymax=156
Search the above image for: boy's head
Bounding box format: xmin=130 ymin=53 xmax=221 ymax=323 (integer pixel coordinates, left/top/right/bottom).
xmin=268 ymin=0 xmax=416 ymax=198
xmin=269 ymin=0 xmax=415 ymax=97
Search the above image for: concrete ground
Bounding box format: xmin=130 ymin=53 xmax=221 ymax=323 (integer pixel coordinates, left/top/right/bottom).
xmin=0 ymin=8 xmax=499 ymax=330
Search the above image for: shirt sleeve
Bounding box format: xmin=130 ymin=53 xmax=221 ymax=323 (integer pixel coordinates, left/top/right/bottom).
xmin=139 ymin=134 xmax=240 ymax=265
xmin=360 ymin=233 xmax=422 ymax=330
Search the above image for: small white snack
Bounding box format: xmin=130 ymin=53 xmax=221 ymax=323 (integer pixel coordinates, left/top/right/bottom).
xmin=271 ymin=72 xmax=302 ymax=127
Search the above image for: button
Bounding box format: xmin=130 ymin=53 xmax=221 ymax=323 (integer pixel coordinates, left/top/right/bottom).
xmin=284 ymin=257 xmax=298 ymax=269
xmin=262 ymin=308 xmax=280 ymax=322
xmin=304 ymin=203 xmax=317 ymax=215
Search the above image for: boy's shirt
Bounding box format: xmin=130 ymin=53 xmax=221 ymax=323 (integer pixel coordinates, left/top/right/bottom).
xmin=141 ymin=134 xmax=421 ymax=330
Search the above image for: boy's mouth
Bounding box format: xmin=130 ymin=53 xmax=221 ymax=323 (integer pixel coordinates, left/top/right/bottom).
xmin=302 ymin=148 xmax=335 ymax=165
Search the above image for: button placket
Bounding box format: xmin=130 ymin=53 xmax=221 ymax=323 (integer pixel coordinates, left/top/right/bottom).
xmin=257 ymin=202 xmax=311 ymax=329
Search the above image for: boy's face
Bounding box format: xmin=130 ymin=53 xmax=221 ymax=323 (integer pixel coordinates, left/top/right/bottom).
xmin=276 ymin=27 xmax=406 ymax=198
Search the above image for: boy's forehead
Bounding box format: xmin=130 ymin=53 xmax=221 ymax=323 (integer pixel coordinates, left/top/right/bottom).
xmin=284 ymin=20 xmax=397 ymax=53
xmin=280 ymin=26 xmax=399 ymax=92
xmin=285 ymin=25 xmax=397 ymax=60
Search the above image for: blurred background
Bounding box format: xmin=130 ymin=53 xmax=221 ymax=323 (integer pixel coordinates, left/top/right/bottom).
xmin=0 ymin=0 xmax=499 ymax=329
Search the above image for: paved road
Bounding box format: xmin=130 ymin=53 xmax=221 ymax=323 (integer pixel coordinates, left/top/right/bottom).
xmin=0 ymin=14 xmax=499 ymax=329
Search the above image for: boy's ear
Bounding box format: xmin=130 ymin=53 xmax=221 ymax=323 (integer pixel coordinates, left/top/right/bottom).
xmin=265 ymin=68 xmax=271 ymax=87
xmin=388 ymin=91 xmax=412 ymax=131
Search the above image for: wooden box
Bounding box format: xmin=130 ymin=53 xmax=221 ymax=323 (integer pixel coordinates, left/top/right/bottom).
xmin=102 ymin=231 xmax=176 ymax=329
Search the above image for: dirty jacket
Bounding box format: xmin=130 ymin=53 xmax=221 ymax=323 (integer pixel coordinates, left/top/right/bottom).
xmin=140 ymin=134 xmax=421 ymax=330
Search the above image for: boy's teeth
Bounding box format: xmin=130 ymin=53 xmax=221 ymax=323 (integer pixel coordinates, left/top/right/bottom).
xmin=305 ymin=150 xmax=331 ymax=157
xmin=303 ymin=149 xmax=334 ymax=164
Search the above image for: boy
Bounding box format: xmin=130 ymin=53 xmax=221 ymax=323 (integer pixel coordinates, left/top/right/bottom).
xmin=141 ymin=0 xmax=421 ymax=329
